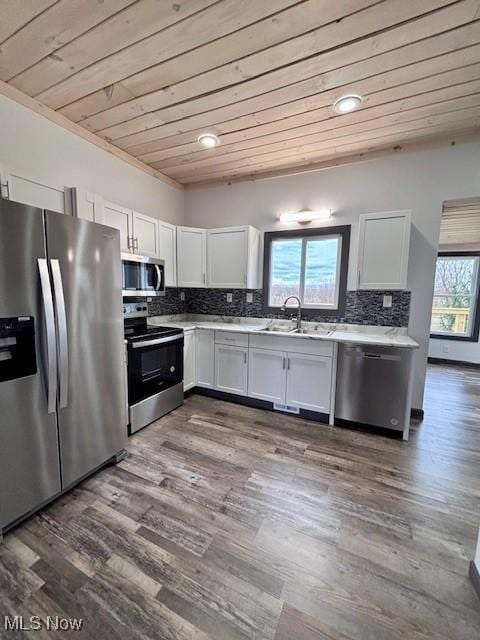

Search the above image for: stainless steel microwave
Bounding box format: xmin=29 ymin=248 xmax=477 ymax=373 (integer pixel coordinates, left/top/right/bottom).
xmin=121 ymin=253 xmax=165 ymax=297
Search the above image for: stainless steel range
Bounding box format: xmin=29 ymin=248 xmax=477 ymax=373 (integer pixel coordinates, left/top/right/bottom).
xmin=124 ymin=303 xmax=184 ymax=434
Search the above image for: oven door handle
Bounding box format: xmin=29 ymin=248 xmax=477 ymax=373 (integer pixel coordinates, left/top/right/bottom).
xmin=131 ymin=334 xmax=183 ymax=349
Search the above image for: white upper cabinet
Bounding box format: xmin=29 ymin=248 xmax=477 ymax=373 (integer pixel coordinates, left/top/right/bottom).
xmin=158 ymin=220 xmax=177 ymax=287
xmin=207 ymin=225 xmax=262 ymax=289
xmin=132 ymin=210 xmax=158 ymax=257
xmin=101 ymin=201 xmax=159 ymax=256
xmin=1 ymin=167 xmax=72 ymax=214
xmin=71 ymin=188 xmax=102 ymax=222
xmin=357 ymin=210 xmax=411 ymax=290
xmin=102 ymin=200 xmax=133 ymax=253
xmin=177 ymin=227 xmax=207 ymax=288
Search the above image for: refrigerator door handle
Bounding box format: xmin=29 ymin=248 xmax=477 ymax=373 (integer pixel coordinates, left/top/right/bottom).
xmin=38 ymin=258 xmax=57 ymax=414
xmin=50 ymin=259 xmax=69 ymax=409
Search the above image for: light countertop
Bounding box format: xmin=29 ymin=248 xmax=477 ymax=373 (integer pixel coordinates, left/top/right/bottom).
xmin=148 ymin=316 xmax=419 ymax=349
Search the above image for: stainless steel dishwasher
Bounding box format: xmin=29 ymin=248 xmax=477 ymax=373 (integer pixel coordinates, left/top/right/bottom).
xmin=335 ymin=343 xmax=414 ymax=439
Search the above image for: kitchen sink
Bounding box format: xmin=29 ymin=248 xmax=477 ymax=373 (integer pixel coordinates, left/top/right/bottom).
xmin=294 ymin=327 xmax=334 ymax=337
xmin=259 ymin=325 xmax=333 ymax=336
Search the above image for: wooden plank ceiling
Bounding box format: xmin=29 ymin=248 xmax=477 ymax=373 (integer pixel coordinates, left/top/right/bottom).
xmin=1 ymin=0 xmax=480 ymax=188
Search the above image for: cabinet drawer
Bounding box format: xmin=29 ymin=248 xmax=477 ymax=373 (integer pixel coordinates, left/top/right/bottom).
xmin=215 ymin=330 xmax=249 ymax=347
xmin=249 ymin=333 xmax=333 ymax=357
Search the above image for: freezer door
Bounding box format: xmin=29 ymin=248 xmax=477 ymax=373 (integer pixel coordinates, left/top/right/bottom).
xmin=44 ymin=211 xmax=126 ymax=489
xmin=0 ymin=200 xmax=61 ymax=531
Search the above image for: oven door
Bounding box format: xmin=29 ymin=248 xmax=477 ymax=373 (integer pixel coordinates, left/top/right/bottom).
xmin=122 ymin=254 xmax=165 ymax=297
xmin=127 ymin=334 xmax=183 ymax=405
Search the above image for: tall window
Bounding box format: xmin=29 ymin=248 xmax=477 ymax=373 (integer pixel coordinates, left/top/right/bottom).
xmin=263 ymin=226 xmax=350 ymax=315
xmin=430 ymin=252 xmax=480 ymax=341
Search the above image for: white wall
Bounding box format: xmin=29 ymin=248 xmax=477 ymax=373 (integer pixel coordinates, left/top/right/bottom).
xmin=428 ymin=242 xmax=480 ymax=364
xmin=185 ymin=143 xmax=480 ymax=410
xmin=429 ymin=339 xmax=480 ymax=364
xmin=475 ymin=528 xmax=480 ymax=570
xmin=0 ymin=95 xmax=184 ymax=225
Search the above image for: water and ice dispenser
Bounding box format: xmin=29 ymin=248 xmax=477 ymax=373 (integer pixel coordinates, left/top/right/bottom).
xmin=0 ymin=317 xmax=36 ymax=383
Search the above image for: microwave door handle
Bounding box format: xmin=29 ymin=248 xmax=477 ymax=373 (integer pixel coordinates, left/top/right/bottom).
xmin=154 ymin=264 xmax=164 ymax=291
xmin=50 ymin=259 xmax=69 ymax=409
xmin=38 ymin=259 xmax=57 ymax=414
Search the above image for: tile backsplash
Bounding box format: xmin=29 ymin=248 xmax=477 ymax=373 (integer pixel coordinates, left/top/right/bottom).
xmin=148 ymin=288 xmax=411 ymax=327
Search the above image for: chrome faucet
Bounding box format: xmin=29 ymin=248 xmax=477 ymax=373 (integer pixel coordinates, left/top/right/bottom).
xmin=281 ymin=296 xmax=302 ymax=330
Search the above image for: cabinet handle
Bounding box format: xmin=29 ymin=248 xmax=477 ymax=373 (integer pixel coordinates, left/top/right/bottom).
xmin=203 ymin=272 xmax=206 ymax=285
xmin=287 ymin=357 xmax=291 ymax=370
xmin=357 ymin=268 xmax=361 ymax=286
xmin=134 ymin=237 xmax=139 ymax=251
xmin=244 ymin=351 xmax=247 ymax=364
xmin=282 ymin=357 xmax=286 ymax=370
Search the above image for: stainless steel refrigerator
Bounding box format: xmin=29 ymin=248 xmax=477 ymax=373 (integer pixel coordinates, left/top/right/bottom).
xmin=0 ymin=199 xmax=127 ymax=537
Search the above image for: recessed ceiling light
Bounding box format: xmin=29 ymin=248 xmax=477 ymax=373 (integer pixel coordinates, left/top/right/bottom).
xmin=197 ymin=133 xmax=220 ymax=148
xmin=279 ymin=208 xmax=332 ymax=223
xmin=333 ymin=94 xmax=363 ymax=114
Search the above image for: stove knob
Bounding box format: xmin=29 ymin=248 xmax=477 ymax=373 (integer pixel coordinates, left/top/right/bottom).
xmin=136 ymin=306 xmax=142 ymax=311
xmin=143 ymin=306 xmax=147 ymax=311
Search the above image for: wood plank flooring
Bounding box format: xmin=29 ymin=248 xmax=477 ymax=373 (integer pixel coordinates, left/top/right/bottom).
xmin=1 ymin=363 xmax=480 ymax=639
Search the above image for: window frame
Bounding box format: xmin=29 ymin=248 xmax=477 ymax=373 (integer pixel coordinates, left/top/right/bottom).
xmin=262 ymin=225 xmax=351 ymax=317
xmin=430 ymin=251 xmax=480 ymax=342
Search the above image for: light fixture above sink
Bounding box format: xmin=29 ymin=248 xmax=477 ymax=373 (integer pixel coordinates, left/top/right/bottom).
xmin=279 ymin=208 xmax=332 ymax=224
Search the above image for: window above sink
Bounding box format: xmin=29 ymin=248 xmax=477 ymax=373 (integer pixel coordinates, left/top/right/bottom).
xmin=262 ymin=225 xmax=351 ymax=317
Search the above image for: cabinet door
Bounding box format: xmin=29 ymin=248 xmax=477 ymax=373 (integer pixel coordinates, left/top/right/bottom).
xmin=1 ymin=168 xmax=71 ymax=214
xmin=358 ymin=211 xmax=411 ymax=290
xmin=158 ymin=221 xmax=177 ymax=287
xmin=214 ymin=344 xmax=248 ymax=396
xmin=71 ymin=188 xmax=102 ymax=222
xmin=102 ymin=200 xmax=133 ymax=252
xmin=177 ymin=227 xmax=206 ymax=288
xmin=207 ymin=227 xmax=247 ymax=288
xmin=196 ymin=329 xmax=215 ymax=389
xmin=133 ymin=211 xmax=159 ymax=257
xmin=183 ymin=330 xmax=196 ymax=391
xmin=248 ymin=348 xmax=286 ymax=403
xmin=285 ymin=353 xmax=332 ymax=413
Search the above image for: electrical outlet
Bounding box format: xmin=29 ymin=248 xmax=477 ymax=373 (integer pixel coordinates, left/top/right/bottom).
xmin=383 ymin=294 xmax=392 ymax=308
xmin=246 ymin=292 xmax=253 ymax=303
xmin=442 ymin=345 xmax=449 ymax=354
xmin=226 ymin=293 xmax=233 ymax=303
xmin=180 ymin=291 xmax=185 ymax=301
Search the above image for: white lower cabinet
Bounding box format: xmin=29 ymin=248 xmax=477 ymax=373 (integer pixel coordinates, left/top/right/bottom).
xmin=285 ymin=353 xmax=332 ymax=412
xmin=183 ymin=329 xmax=196 ymax=392
xmin=248 ymin=348 xmax=287 ymax=403
xmin=196 ymin=329 xmax=215 ymax=389
xmin=214 ymin=344 xmax=248 ymax=396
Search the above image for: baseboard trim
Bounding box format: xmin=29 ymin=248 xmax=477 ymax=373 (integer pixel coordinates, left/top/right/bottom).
xmin=469 ymin=561 xmax=480 ymax=600
xmin=192 ymin=387 xmax=329 ymax=424
xmin=428 ymin=357 xmax=480 ymax=368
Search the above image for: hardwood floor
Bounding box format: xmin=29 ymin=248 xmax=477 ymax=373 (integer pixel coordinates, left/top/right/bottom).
xmin=1 ymin=363 xmax=480 ymax=639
